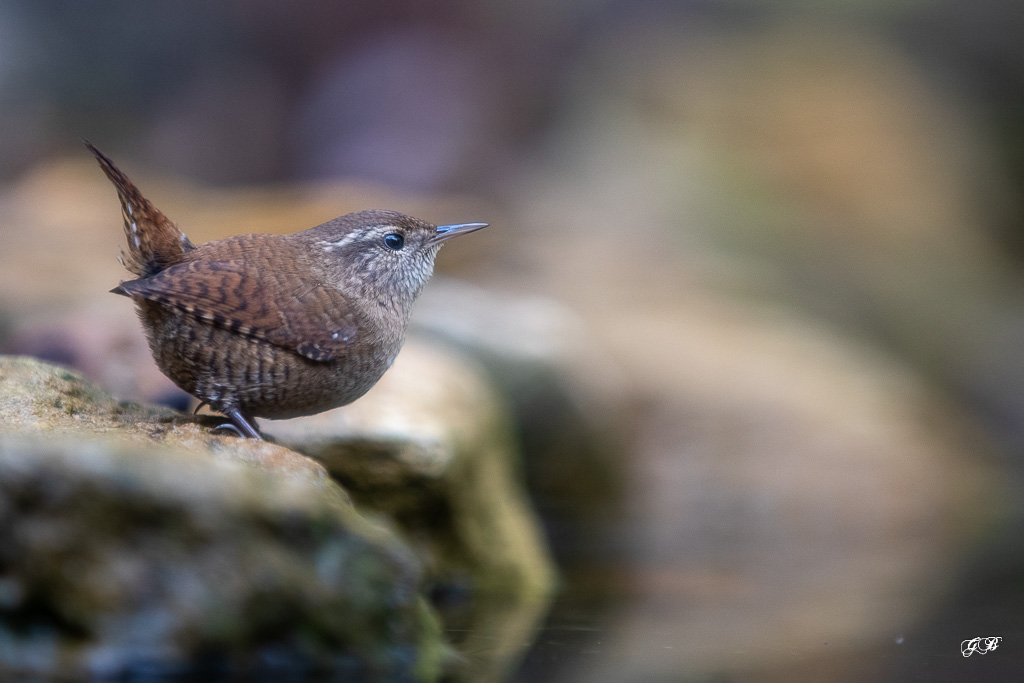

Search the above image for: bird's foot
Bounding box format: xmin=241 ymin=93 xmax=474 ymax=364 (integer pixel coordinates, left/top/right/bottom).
xmin=212 ymin=407 xmax=264 ymax=441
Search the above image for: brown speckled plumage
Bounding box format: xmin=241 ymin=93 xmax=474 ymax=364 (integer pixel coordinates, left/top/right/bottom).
xmin=88 ymin=142 xmax=487 ymax=439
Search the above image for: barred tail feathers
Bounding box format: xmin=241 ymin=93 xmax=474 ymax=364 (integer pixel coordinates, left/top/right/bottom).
xmin=85 ymin=140 xmax=195 ymax=277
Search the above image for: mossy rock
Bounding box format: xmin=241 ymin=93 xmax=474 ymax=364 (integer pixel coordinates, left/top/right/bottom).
xmin=0 ymin=356 xmax=445 ymax=679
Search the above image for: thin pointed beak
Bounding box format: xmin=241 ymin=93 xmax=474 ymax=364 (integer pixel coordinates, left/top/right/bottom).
xmin=430 ymin=222 xmax=489 ymax=245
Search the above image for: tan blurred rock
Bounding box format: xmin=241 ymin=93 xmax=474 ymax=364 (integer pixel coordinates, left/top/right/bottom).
xmin=412 ymin=279 xmax=632 ymax=561
xmin=264 ymin=338 xmax=556 ymax=600
xmin=565 ymin=290 xmax=1003 ymax=681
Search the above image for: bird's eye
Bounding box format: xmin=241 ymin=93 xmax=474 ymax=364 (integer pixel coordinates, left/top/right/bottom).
xmin=383 ymin=233 xmax=405 ymax=251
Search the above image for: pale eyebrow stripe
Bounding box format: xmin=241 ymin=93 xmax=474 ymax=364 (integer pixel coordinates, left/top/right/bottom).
xmin=317 ymin=225 xmax=399 ymax=251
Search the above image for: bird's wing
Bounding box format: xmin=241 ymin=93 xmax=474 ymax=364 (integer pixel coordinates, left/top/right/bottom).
xmin=113 ymin=260 xmax=357 ymax=361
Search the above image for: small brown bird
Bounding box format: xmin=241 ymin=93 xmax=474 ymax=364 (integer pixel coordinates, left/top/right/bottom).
xmin=87 ymin=142 xmax=487 ymax=440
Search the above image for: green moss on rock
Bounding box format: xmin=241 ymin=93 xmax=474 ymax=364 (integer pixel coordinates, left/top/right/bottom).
xmin=0 ymin=356 xmax=449 ymax=679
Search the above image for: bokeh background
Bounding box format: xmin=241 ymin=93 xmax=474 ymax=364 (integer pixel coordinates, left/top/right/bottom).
xmin=2 ymin=1 xmax=1024 ymax=681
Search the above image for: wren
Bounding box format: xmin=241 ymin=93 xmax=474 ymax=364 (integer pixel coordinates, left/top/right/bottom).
xmin=87 ymin=142 xmax=487 ymax=440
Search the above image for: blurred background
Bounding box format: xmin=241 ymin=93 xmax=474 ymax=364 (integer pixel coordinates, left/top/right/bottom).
xmin=2 ymin=0 xmax=1024 ymax=680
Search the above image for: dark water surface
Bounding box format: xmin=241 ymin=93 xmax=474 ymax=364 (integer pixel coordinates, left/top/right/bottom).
xmin=504 ymin=556 xmax=1024 ymax=683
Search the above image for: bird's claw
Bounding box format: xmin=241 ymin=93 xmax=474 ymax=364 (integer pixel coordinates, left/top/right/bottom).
xmin=212 ymin=421 xmax=245 ymax=438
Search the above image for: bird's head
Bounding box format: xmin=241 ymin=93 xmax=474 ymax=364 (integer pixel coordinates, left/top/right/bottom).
xmin=307 ymin=209 xmax=487 ymax=311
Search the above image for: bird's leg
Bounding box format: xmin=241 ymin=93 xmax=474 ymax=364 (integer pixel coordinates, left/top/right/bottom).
xmin=192 ymin=400 xmax=209 ymax=415
xmin=215 ymin=407 xmax=264 ymax=441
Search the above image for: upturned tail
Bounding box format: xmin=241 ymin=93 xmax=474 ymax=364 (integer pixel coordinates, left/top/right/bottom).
xmin=85 ymin=140 xmax=195 ymax=279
